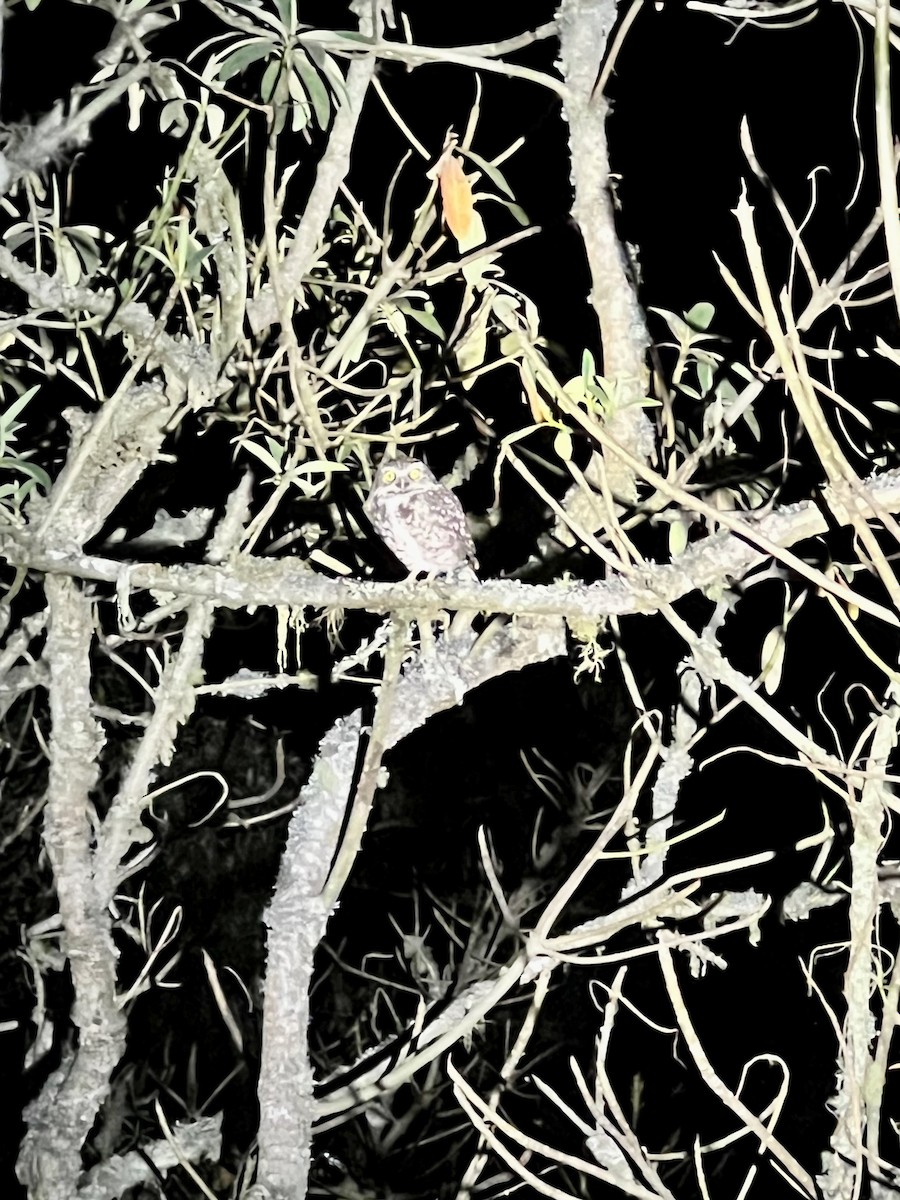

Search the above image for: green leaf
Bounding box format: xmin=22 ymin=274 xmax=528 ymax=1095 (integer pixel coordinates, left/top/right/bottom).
xmin=0 ymin=457 xmax=51 ymax=491
xmin=685 ymin=301 xmax=715 ymax=331
xmin=553 ymin=428 xmax=573 ymax=461
xmin=743 ymin=407 xmax=761 ymax=442
xmin=186 ymin=243 xmax=219 ymax=275
xmin=650 ymin=305 xmax=717 ymax=345
xmin=241 ymin=439 xmax=283 ymax=473
xmin=217 ymin=40 xmax=274 ymax=82
xmin=459 ymin=147 xmax=516 ymax=200
xmin=134 ymin=244 xmax=177 ymax=271
xmin=668 ymin=519 xmax=689 ymax=557
xmin=394 ymin=301 xmax=445 ymax=339
xmin=648 ymin=306 xmax=684 ymax=339
xmin=486 ymin=197 xmax=530 ymax=226
xmin=307 ymin=44 xmax=349 ymax=107
xmin=761 ymin=625 xmax=786 ymax=695
xmin=292 ymin=50 xmax=332 ymax=129
xmin=715 ymin=376 xmax=738 ymax=407
xmin=260 ymin=56 xmax=283 ymax=104
xmin=205 ymin=104 xmax=226 ymax=142
xmin=0 ymin=386 xmax=41 ymax=438
xmin=159 ymin=99 xmax=190 ymax=137
xmin=273 ymin=0 xmax=294 ymax=31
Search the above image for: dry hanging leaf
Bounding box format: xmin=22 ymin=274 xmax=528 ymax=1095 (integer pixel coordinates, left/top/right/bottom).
xmin=438 ymin=153 xmax=486 ymax=252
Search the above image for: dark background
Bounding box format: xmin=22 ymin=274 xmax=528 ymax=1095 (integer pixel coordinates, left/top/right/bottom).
xmin=0 ymin=2 xmax=891 ymax=1197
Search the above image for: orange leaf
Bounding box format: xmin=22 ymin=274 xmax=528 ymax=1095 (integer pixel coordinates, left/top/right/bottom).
xmin=438 ymin=154 xmax=476 ymax=243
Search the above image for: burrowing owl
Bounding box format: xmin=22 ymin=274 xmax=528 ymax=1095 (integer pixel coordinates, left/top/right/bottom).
xmin=364 ymin=455 xmax=477 ymax=576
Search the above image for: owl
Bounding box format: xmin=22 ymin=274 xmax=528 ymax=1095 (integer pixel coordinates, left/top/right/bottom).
xmin=364 ymin=455 xmax=477 ymax=576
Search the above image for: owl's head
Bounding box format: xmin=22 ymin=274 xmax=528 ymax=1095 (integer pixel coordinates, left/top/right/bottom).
xmin=371 ymin=455 xmax=437 ymax=494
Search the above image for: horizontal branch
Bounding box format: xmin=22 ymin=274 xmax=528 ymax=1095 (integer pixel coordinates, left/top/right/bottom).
xmin=4 ymin=468 xmax=900 ymax=620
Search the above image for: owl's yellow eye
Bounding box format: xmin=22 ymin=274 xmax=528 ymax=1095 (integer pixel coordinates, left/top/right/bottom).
xmin=408 ymin=467 xmax=422 ymax=481
xmin=382 ymin=469 xmax=396 ymax=484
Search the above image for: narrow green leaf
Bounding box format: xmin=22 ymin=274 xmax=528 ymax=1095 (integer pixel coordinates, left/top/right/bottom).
xmin=292 ymin=51 xmax=332 ymax=129
xmin=0 ymin=386 xmax=41 ymax=435
xmin=273 ymin=0 xmax=294 ymax=31
xmin=260 ymin=57 xmax=282 ymax=104
xmin=217 ymin=40 xmax=274 ymax=82
xmin=394 ymin=301 xmax=445 ymax=339
xmin=0 ymin=458 xmax=51 ymax=490
xmin=669 ymin=519 xmax=689 ymax=557
xmin=459 ymin=147 xmax=516 ymax=200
